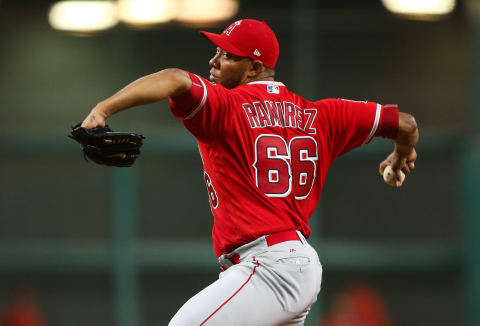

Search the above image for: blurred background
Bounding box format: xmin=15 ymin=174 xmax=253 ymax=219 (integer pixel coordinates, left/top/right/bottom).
xmin=1 ymin=0 xmax=479 ymax=325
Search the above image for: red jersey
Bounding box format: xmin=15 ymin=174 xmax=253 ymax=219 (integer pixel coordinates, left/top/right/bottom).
xmin=170 ymin=72 xmax=398 ymax=257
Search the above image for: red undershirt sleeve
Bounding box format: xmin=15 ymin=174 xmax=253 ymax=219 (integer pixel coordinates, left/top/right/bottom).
xmin=375 ymin=104 xmax=399 ymax=139
xmin=316 ymin=99 xmax=400 ymax=161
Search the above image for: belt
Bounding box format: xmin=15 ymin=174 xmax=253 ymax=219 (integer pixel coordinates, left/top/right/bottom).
xmin=265 ymin=230 xmax=300 ymax=247
xmin=225 ymin=230 xmax=301 ymax=267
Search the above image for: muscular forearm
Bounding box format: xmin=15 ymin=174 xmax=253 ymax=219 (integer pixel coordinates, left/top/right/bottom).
xmin=394 ymin=112 xmax=419 ymax=156
xmin=94 ymin=68 xmax=191 ymax=118
xmin=378 ymin=111 xmax=418 ymax=186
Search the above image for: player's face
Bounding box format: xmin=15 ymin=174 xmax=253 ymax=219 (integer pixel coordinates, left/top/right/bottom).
xmin=209 ymin=47 xmax=252 ymax=89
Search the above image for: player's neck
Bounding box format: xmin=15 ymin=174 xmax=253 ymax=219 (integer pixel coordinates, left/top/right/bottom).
xmin=251 ymin=76 xmax=275 ymax=82
xmin=244 ymin=71 xmax=275 ymax=84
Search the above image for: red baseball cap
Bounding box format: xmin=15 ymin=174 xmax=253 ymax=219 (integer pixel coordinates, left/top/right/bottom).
xmin=200 ymin=19 xmax=280 ymax=69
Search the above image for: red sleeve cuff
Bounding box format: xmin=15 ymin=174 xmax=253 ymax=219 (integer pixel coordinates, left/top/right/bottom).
xmin=376 ymin=104 xmax=399 ymax=139
xmin=169 ymin=72 xmax=205 ymax=119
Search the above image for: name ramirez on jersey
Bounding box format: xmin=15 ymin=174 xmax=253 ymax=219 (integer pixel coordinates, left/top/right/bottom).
xmin=242 ymin=101 xmax=317 ymax=134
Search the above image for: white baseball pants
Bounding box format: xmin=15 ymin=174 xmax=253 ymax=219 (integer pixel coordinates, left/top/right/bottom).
xmin=168 ymin=231 xmax=322 ymax=326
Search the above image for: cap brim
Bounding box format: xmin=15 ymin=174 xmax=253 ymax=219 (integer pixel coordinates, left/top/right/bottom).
xmin=199 ymin=31 xmax=246 ymax=58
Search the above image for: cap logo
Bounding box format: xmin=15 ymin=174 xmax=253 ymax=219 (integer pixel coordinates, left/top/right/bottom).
xmin=224 ymin=20 xmax=242 ymax=36
xmin=253 ymin=49 xmax=261 ymax=56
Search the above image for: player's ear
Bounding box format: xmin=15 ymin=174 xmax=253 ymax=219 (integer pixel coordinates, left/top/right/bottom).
xmin=248 ymin=60 xmax=265 ymax=78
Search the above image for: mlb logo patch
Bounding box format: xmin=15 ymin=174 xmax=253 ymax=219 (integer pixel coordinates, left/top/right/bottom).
xmin=267 ymin=84 xmax=280 ymax=94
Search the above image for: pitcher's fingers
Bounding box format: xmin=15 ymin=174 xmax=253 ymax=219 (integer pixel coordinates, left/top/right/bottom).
xmin=379 ymin=161 xmax=390 ymax=175
xmin=379 ymin=165 xmax=387 ymax=175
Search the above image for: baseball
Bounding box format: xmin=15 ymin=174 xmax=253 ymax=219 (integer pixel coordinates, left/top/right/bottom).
xmin=383 ymin=165 xmax=405 ymax=185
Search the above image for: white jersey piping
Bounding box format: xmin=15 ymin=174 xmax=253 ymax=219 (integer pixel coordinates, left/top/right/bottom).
xmin=247 ymin=81 xmax=285 ymax=86
xmin=362 ymin=103 xmax=382 ymax=145
xmin=185 ymin=74 xmax=208 ymax=120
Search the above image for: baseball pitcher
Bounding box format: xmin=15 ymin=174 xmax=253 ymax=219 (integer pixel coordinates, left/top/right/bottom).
xmin=80 ymin=19 xmax=418 ymax=326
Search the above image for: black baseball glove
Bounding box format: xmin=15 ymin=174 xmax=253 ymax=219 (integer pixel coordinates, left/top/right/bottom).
xmin=69 ymin=123 xmax=146 ymax=167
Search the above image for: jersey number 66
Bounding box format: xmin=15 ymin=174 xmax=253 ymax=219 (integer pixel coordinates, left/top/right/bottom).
xmin=253 ymin=134 xmax=318 ymax=200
